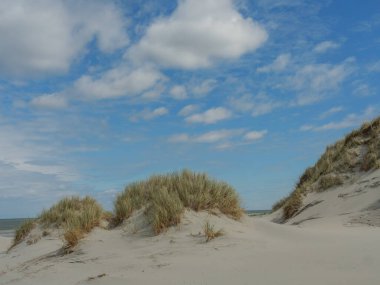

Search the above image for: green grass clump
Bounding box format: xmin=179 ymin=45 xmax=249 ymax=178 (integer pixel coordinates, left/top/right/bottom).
xmin=114 ymin=170 xmax=243 ymax=233
xmin=11 ymin=219 xmax=36 ymax=249
xmin=39 ymin=196 xmax=103 ymax=248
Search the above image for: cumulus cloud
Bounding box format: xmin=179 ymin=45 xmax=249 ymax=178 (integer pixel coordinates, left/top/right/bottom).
xmin=185 ymin=107 xmax=232 ymax=124
xmin=313 ymin=41 xmax=340 ymax=53
xmin=30 ymin=93 xmax=68 ymax=109
xmin=300 ymin=107 xmax=376 ymax=131
xmin=257 ymin=53 xmax=291 ymax=73
xmin=127 ymin=0 xmax=267 ymax=69
xmin=73 ymin=66 xmax=164 ymax=100
xmin=0 ymin=0 xmax=128 ymax=78
xmin=178 ymin=104 xmax=200 ymax=116
xmin=169 ymin=85 xmax=188 ymax=100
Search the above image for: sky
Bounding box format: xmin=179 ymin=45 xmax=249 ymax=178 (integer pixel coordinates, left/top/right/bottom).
xmin=0 ymin=0 xmax=379 ymax=218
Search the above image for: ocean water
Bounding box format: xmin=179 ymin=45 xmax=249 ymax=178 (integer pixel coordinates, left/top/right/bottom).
xmin=0 ymin=218 xmax=33 ymax=238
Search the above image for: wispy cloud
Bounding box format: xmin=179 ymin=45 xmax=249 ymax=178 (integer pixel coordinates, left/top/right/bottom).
xmin=130 ymin=107 xmax=169 ymax=121
xmin=185 ymin=107 xmax=232 ymax=124
xmin=168 ymin=128 xmax=267 ymax=149
xmin=178 ymin=104 xmax=200 ymax=116
xmin=290 ymin=57 xmax=355 ymax=105
xmin=30 ymin=93 xmax=68 ymax=109
xmin=300 ymin=107 xmax=376 ymax=131
xmin=229 ymin=94 xmax=281 ymax=117
xmin=257 ymin=53 xmax=291 ymax=73
xmin=313 ymin=41 xmax=340 ymax=53
xmin=319 ymin=106 xmax=343 ymax=119
xmin=192 ymin=79 xmax=217 ymax=97
xmin=169 ymin=85 xmax=188 ymax=100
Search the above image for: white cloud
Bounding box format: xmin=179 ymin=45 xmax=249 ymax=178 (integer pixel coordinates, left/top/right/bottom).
xmin=319 ymin=106 xmax=343 ymax=119
xmin=313 ymin=41 xmax=340 ymax=53
xmin=178 ymin=104 xmax=200 ymax=116
xmin=244 ymin=130 xmax=267 ymax=141
xmin=257 ymin=53 xmax=291 ymax=73
xmin=368 ymin=60 xmax=380 ymax=72
xmin=0 ymin=124 xmax=77 ymax=183
xmin=291 ymin=57 xmax=355 ymax=105
xmin=74 ymin=66 xmax=164 ymax=100
xmin=127 ymin=0 xmax=267 ymax=69
xmin=169 ymin=85 xmax=188 ymax=100
xmin=353 ymin=83 xmax=374 ymax=97
xmin=300 ymin=107 xmax=376 ymax=131
xmin=130 ymin=107 xmax=168 ymax=121
xmin=194 ymin=129 xmax=242 ymax=143
xmin=192 ymin=79 xmax=217 ymax=96
xmin=30 ymin=93 xmax=68 ymax=109
xmin=0 ymin=0 xmax=128 ymax=78
xmin=229 ymin=94 xmax=281 ymax=116
xmin=168 ymin=128 xmax=266 ymax=148
xmin=185 ymin=107 xmax=232 ymax=124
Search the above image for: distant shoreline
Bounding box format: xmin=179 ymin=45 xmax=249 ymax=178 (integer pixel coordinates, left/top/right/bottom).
xmin=0 ymin=218 xmax=35 ymax=238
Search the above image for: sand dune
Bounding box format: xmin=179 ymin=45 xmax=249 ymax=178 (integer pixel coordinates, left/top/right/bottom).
xmin=270 ymin=169 xmax=380 ymax=228
xmin=1 ymin=208 xmax=380 ymax=285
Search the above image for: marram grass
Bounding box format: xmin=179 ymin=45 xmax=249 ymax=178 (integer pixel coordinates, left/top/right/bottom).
xmin=114 ymin=169 xmax=243 ymax=233
xmin=11 ymin=196 xmax=104 ymax=250
xmin=273 ymin=116 xmax=380 ymax=221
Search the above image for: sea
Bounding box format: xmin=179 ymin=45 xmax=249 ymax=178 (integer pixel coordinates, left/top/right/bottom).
xmin=0 ymin=218 xmax=34 ymax=238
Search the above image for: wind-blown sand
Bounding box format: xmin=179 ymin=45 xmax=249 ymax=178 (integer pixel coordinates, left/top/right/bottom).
xmin=1 ymin=204 xmax=380 ymax=285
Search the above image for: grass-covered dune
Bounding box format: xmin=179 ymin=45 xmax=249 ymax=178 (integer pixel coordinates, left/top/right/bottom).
xmin=11 ymin=170 xmax=243 ymax=251
xmin=114 ymin=169 xmax=243 ymax=234
xmin=11 ymin=196 xmax=104 ymax=250
xmin=273 ymin=116 xmax=380 ymax=221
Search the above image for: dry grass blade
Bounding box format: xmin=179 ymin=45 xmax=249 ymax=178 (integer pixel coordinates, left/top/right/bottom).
xmin=203 ymin=221 xmax=224 ymax=242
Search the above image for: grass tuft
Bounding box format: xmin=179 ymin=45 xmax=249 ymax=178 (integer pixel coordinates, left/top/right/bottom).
xmin=282 ymin=190 xmax=303 ymax=220
xmin=10 ymin=219 xmax=36 ymax=249
xmin=114 ymin=169 xmax=243 ymax=234
xmin=39 ymin=196 xmax=103 ymax=249
xmin=318 ymin=174 xmax=343 ymax=192
xmin=203 ymin=221 xmax=224 ymax=242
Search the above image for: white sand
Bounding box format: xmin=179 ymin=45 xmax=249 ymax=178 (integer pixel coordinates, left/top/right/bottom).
xmin=0 ymin=237 xmax=11 ymax=254
xmin=1 ymin=209 xmax=380 ymax=285
xmin=270 ymin=169 xmax=380 ymax=227
xmin=1 ymin=169 xmax=380 ymax=284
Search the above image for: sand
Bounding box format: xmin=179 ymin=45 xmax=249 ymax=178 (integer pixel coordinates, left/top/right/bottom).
xmin=0 ymin=237 xmax=11 ymax=254
xmin=1 ymin=169 xmax=380 ymax=284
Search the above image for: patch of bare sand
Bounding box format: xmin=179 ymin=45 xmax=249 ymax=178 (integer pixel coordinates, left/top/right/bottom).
xmin=1 ymin=209 xmax=380 ymax=285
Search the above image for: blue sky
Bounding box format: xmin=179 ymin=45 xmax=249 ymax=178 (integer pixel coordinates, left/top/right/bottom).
xmin=0 ymin=0 xmax=379 ymax=218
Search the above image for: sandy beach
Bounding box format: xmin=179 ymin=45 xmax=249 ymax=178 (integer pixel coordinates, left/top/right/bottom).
xmin=1 ymin=207 xmax=380 ymax=285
